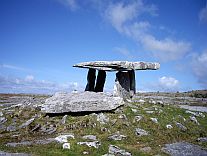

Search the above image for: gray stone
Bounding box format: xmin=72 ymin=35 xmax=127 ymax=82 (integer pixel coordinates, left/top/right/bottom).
xmin=197 ymin=137 xmax=207 ymax=142
xmin=41 ymin=92 xmax=124 ymax=113
xmin=77 ymin=141 xmax=101 ymax=149
xmin=7 ymin=125 xmax=17 ymax=132
xmin=62 ymin=142 xmax=70 ymax=149
xmin=108 ymin=145 xmax=131 ymax=156
xmin=0 ymin=117 xmax=7 ymax=124
xmin=118 ymin=114 xmax=127 ymax=120
xmin=73 ymin=61 xmax=160 ymax=71
xmin=140 ymin=147 xmax=152 ymax=153
xmin=82 ymin=135 xmax=97 ymax=141
xmin=115 ymin=71 xmax=131 ymax=99
xmin=60 ymin=115 xmax=68 ymax=124
xmin=0 ymin=151 xmax=30 ymax=156
xmin=133 ymin=116 xmax=143 ymax=122
xmin=95 ymin=70 xmax=106 ymax=92
xmin=162 ymin=142 xmax=207 ymax=156
xmin=0 ymin=125 xmax=6 ymax=131
xmin=19 ymin=117 xmax=36 ymax=129
xmin=150 ymin=118 xmax=158 ymax=124
xmin=135 ymin=128 xmax=148 ymax=136
xmin=97 ymin=113 xmax=109 ymax=124
xmin=190 ymin=116 xmax=199 ymax=125
xmin=30 ymin=124 xmax=41 ymax=132
xmin=166 ymin=124 xmax=173 ymax=129
xmin=176 ymin=122 xmax=187 ymax=131
xmin=85 ymin=68 xmax=96 ymax=91
xmin=108 ymin=132 xmax=127 ymax=141
xmin=55 ymin=134 xmax=75 ymax=143
xmin=128 ymin=70 xmax=136 ymax=97
xmin=0 ymin=112 xmax=3 ymax=117
xmin=6 ymin=138 xmax=55 ymax=147
xmin=146 ymin=111 xmax=154 ymax=114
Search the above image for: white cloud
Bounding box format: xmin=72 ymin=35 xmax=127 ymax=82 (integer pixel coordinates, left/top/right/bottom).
xmin=57 ymin=0 xmax=78 ymax=11
xmin=113 ymin=47 xmax=133 ymax=59
xmin=199 ymin=4 xmax=207 ymax=23
xmin=0 ymin=75 xmax=82 ymax=94
xmin=158 ymin=76 xmax=179 ymax=90
xmin=143 ymin=76 xmax=180 ymax=92
xmin=25 ymin=75 xmax=34 ymax=82
xmin=141 ymin=35 xmax=191 ymax=61
xmin=191 ymin=49 xmax=207 ymax=88
xmin=0 ymin=64 xmax=26 ymax=71
xmin=104 ymin=0 xmax=191 ymax=62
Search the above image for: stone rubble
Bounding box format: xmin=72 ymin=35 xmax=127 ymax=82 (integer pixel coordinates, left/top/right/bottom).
xmin=96 ymin=113 xmax=109 ymax=124
xmin=175 ymin=122 xmax=187 ymax=132
xmin=77 ymin=141 xmax=101 ymax=149
xmin=166 ymin=124 xmax=173 ymax=129
xmin=55 ymin=134 xmax=75 ymax=143
xmin=82 ymin=135 xmax=97 ymax=141
xmin=108 ymin=145 xmax=131 ymax=156
xmin=150 ymin=118 xmax=158 ymax=124
xmin=108 ymin=132 xmax=127 ymax=141
xmin=162 ymin=142 xmax=207 ymax=156
xmin=62 ymin=142 xmax=70 ymax=149
xmin=135 ymin=128 xmax=149 ymax=136
xmin=189 ymin=116 xmax=199 ymax=125
xmin=41 ymin=92 xmax=124 ymax=113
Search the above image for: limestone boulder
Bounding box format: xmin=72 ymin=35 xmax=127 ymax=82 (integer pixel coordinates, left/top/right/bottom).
xmin=41 ymin=92 xmax=124 ymax=113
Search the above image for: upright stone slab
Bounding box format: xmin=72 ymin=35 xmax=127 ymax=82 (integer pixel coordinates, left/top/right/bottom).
xmin=95 ymin=70 xmax=106 ymax=92
xmin=129 ymin=70 xmax=136 ymax=97
xmin=85 ymin=68 xmax=96 ymax=91
xmin=115 ymin=71 xmax=131 ymax=99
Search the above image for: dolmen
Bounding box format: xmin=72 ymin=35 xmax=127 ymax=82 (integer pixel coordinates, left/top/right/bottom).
xmin=41 ymin=61 xmax=160 ymax=114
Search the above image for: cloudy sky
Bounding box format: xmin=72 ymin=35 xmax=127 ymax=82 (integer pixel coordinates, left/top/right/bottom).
xmin=0 ymin=0 xmax=207 ymax=94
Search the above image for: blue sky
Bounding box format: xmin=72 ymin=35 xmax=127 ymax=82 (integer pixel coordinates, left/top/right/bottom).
xmin=0 ymin=0 xmax=207 ymax=94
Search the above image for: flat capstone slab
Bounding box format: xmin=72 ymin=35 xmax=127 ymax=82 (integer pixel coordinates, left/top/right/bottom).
xmin=162 ymin=142 xmax=207 ymax=156
xmin=41 ymin=92 xmax=124 ymax=113
xmin=73 ymin=61 xmax=160 ymax=71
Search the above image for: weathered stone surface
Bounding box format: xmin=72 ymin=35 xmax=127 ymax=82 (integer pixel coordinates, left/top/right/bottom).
xmin=176 ymin=122 xmax=187 ymax=132
xmin=128 ymin=70 xmax=136 ymax=97
xmin=73 ymin=61 xmax=160 ymax=71
xmin=162 ymin=142 xmax=207 ymax=156
xmin=166 ymin=124 xmax=173 ymax=129
xmin=6 ymin=138 xmax=55 ymax=147
xmin=55 ymin=134 xmax=75 ymax=143
xmin=108 ymin=145 xmax=131 ymax=156
xmin=197 ymin=137 xmax=207 ymax=142
xmin=62 ymin=143 xmax=70 ymax=149
xmin=85 ymin=68 xmax=96 ymax=91
xmin=135 ymin=128 xmax=148 ymax=136
xmin=0 ymin=117 xmax=7 ymax=124
xmin=18 ymin=116 xmax=36 ymax=129
xmin=82 ymin=135 xmax=97 ymax=141
xmin=77 ymin=141 xmax=101 ymax=148
xmin=0 ymin=151 xmax=30 ymax=156
xmin=96 ymin=113 xmax=109 ymax=124
xmin=150 ymin=118 xmax=158 ymax=124
xmin=41 ymin=92 xmax=124 ymax=113
xmin=95 ymin=70 xmax=106 ymax=92
xmin=108 ymin=132 xmax=127 ymax=141
xmin=115 ymin=71 xmax=131 ymax=99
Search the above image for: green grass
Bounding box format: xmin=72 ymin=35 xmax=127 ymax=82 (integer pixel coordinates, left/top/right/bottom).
xmin=0 ymin=99 xmax=207 ymax=156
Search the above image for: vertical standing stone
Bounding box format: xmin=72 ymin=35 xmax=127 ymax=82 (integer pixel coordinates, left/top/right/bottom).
xmin=115 ymin=71 xmax=131 ymax=99
xmin=95 ymin=70 xmax=106 ymax=92
xmin=85 ymin=68 xmax=96 ymax=91
xmin=129 ymin=70 xmax=136 ymax=97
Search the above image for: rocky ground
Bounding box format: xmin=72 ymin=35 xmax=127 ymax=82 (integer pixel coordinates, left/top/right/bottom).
xmin=0 ymin=92 xmax=207 ymax=156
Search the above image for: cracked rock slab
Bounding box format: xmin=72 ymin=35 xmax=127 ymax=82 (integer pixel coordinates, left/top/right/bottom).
xmin=162 ymin=142 xmax=207 ymax=156
xmin=41 ymin=92 xmax=124 ymax=113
